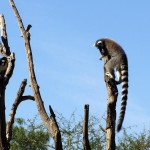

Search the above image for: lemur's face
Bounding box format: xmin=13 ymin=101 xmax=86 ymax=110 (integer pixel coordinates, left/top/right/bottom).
xmin=94 ymin=40 xmax=107 ymax=56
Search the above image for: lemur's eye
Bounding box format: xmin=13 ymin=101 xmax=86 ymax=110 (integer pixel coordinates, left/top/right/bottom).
xmin=97 ymin=41 xmax=102 ymax=46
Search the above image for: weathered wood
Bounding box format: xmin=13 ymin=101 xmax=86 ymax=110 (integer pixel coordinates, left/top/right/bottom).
xmin=49 ymin=106 xmax=63 ymax=150
xmin=0 ymin=14 xmax=10 ymax=56
xmin=0 ymin=14 xmax=15 ymax=86
xmin=83 ymin=104 xmax=91 ymax=150
xmin=0 ymin=13 xmax=15 ymax=150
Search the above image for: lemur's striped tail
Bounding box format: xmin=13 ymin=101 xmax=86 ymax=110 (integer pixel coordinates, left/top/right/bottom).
xmin=117 ymin=65 xmax=128 ymax=132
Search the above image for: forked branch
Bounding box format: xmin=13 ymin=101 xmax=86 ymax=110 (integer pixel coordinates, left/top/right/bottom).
xmin=0 ymin=14 xmax=15 ymax=86
xmin=6 ymin=79 xmax=35 ymax=142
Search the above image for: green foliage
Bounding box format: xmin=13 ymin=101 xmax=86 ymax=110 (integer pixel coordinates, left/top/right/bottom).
xmin=56 ymin=112 xmax=106 ymax=150
xmin=87 ymin=115 xmax=106 ymax=150
xmin=56 ymin=113 xmax=150 ymax=150
xmin=116 ymin=128 xmax=150 ymax=150
xmin=10 ymin=116 xmax=50 ymax=150
xmin=10 ymin=114 xmax=150 ymax=150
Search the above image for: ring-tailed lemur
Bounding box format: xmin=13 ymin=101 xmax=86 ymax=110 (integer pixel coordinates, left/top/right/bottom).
xmin=94 ymin=38 xmax=128 ymax=132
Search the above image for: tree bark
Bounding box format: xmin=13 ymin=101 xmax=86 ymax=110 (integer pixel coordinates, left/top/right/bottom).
xmin=0 ymin=14 xmax=15 ymax=86
xmin=105 ymin=77 xmax=118 ymax=150
xmin=103 ymin=56 xmax=118 ymax=150
xmin=0 ymin=82 xmax=9 ymax=149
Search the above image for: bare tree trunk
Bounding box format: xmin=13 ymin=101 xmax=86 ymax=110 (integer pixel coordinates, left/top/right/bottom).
xmin=103 ymin=56 xmax=118 ymax=150
xmin=9 ymin=1 xmax=63 ymax=149
xmin=0 ymin=82 xmax=9 ymax=150
xmin=83 ymin=104 xmax=91 ymax=150
xmin=0 ymin=13 xmax=15 ymax=150
xmin=105 ymin=78 xmax=118 ymax=150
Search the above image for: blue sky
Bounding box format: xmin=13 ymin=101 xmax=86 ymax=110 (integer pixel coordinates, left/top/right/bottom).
xmin=1 ymin=0 xmax=150 ymax=134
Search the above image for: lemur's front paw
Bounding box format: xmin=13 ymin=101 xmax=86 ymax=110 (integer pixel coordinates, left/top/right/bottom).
xmin=105 ymin=72 xmax=113 ymax=79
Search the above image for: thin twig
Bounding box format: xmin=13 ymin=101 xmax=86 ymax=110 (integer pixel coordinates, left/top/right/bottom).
xmin=100 ymin=125 xmax=107 ymax=133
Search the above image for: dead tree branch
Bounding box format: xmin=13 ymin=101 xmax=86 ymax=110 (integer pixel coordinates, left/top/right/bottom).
xmin=21 ymin=95 xmax=35 ymax=101
xmin=83 ymin=104 xmax=91 ymax=150
xmin=0 ymin=14 xmax=15 ymax=86
xmin=9 ymin=1 xmax=63 ymax=149
xmin=49 ymin=106 xmax=63 ymax=149
xmin=100 ymin=125 xmax=107 ymax=133
xmin=0 ymin=14 xmax=10 ymax=56
xmin=6 ymin=79 xmax=34 ymax=142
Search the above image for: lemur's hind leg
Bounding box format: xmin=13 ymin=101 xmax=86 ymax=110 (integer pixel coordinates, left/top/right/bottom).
xmin=104 ymin=58 xmax=116 ymax=79
xmin=115 ymin=69 xmax=122 ymax=85
xmin=104 ymin=58 xmax=122 ymax=85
